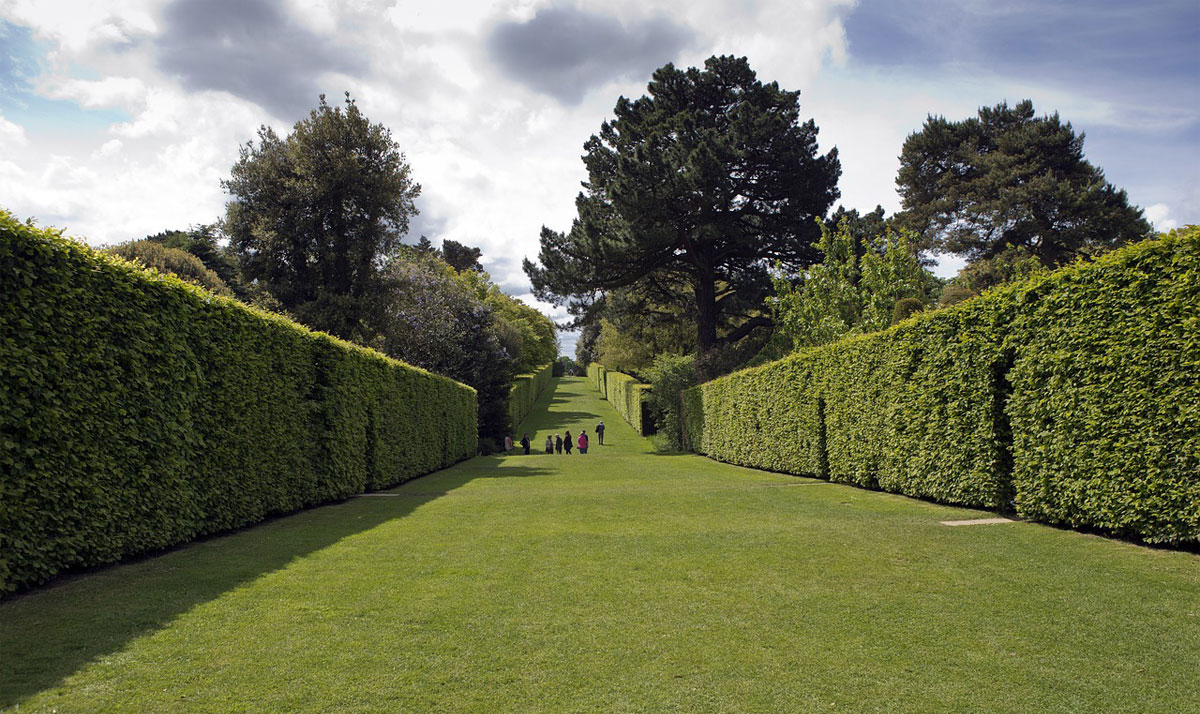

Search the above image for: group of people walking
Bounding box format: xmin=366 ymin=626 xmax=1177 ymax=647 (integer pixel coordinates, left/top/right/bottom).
xmin=506 ymin=421 xmax=605 ymax=456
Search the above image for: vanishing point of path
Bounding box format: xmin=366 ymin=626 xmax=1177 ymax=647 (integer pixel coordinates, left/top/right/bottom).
xmin=2 ymin=377 xmax=1197 ymax=713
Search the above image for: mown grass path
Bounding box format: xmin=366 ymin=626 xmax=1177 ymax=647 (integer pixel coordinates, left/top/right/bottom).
xmin=2 ymin=377 xmax=1197 ymax=713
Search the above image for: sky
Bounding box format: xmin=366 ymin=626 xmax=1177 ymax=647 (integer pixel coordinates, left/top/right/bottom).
xmin=2 ymin=0 xmax=1197 ymax=358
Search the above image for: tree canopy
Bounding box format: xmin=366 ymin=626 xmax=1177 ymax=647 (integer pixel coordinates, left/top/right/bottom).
xmin=896 ymin=99 xmax=1151 ymax=267
xmin=441 ymin=239 xmax=484 ymax=273
xmin=368 ymin=253 xmax=512 ymax=442
xmin=769 ymin=219 xmax=934 ymax=351
xmin=223 ymin=93 xmax=420 ymax=340
xmin=367 ymin=245 xmax=558 ymax=444
xmin=524 ymin=55 xmax=840 ymax=353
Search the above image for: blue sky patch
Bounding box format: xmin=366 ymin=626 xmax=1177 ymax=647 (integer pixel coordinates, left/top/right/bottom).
xmin=0 ymin=21 xmax=129 ymax=132
xmin=844 ymin=0 xmax=1199 ymax=104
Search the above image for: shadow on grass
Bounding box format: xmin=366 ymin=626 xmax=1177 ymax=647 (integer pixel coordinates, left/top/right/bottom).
xmin=517 ymin=380 xmax=605 ymax=435
xmin=0 ymin=459 xmax=553 ymax=709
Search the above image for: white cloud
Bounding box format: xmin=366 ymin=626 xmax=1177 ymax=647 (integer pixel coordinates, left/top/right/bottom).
xmin=0 ymin=115 xmax=29 ymax=148
xmin=93 ymin=138 xmax=123 ymax=158
xmin=2 ymin=0 xmax=159 ymax=53
xmin=1144 ymin=203 xmax=1177 ymax=232
xmin=48 ymin=76 xmax=147 ymax=110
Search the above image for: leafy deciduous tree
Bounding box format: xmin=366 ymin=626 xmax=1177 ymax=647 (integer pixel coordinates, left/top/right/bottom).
xmin=770 ymin=220 xmax=933 ymax=350
xmin=369 ymin=254 xmax=514 ymax=442
xmin=223 ymin=93 xmax=420 ymax=340
xmin=575 ymin=322 xmax=600 ymax=366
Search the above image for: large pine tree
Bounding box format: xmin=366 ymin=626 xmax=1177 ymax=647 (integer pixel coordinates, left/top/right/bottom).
xmin=896 ymin=99 xmax=1151 ymax=267
xmin=524 ymin=56 xmax=840 ymax=353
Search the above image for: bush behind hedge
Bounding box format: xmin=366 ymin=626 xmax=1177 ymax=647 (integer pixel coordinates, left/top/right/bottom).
xmin=684 ymin=229 xmax=1199 ymax=544
xmin=0 ymin=213 xmax=477 ymax=593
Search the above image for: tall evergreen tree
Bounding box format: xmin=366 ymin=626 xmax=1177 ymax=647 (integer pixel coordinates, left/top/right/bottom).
xmin=524 ymin=55 xmax=840 ymax=352
xmin=441 ymin=239 xmax=484 ymax=273
xmin=896 ymin=99 xmax=1151 ymax=267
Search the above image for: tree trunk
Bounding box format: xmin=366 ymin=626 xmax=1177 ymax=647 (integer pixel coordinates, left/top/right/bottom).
xmin=694 ymin=261 xmax=718 ymax=352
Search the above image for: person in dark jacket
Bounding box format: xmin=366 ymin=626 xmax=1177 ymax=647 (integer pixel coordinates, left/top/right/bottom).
xmin=555 ymin=434 xmax=563 ymax=454
xmin=563 ymin=431 xmax=573 ymax=455
xmin=520 ymin=433 xmax=530 ymax=455
xmin=596 ymin=421 xmax=605 ymax=445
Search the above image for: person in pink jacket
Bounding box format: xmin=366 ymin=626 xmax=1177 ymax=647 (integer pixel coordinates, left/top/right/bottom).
xmin=577 ymin=430 xmax=589 ymax=454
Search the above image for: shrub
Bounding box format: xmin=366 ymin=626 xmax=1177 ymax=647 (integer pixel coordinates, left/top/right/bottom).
xmin=644 ymin=353 xmax=698 ymax=449
xmin=937 ymin=284 xmax=976 ymax=308
xmin=0 ymin=212 xmax=477 ymax=594
xmin=891 ymin=297 xmax=923 ymax=324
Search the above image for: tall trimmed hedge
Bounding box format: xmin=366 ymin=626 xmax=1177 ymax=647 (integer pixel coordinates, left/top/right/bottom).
xmin=683 ymin=294 xmax=1012 ymax=508
xmin=587 ymin=363 xmax=608 ymax=395
xmin=601 ymin=370 xmax=653 ymax=436
xmin=0 ymin=214 xmax=477 ymax=593
xmin=684 ymin=229 xmax=1199 ymax=545
xmin=507 ymin=362 xmax=554 ymax=431
xmin=1005 ymin=230 xmax=1200 ymax=543
xmin=587 ymin=364 xmax=653 ymax=435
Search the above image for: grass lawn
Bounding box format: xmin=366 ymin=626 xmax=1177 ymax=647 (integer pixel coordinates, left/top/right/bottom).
xmin=2 ymin=376 xmax=1197 ymax=713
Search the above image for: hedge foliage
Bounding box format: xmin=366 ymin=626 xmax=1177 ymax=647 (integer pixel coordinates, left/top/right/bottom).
xmin=1005 ymin=229 xmax=1200 ymax=543
xmin=605 ymin=371 xmax=653 ymax=436
xmin=683 ymin=296 xmax=1011 ymax=508
xmin=587 ymin=364 xmax=652 ymax=436
xmin=684 ymin=229 xmax=1200 ymax=545
xmin=0 ymin=213 xmax=477 ymax=594
xmin=507 ymin=362 xmax=554 ymax=432
xmin=587 ymin=363 xmax=608 ymax=395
